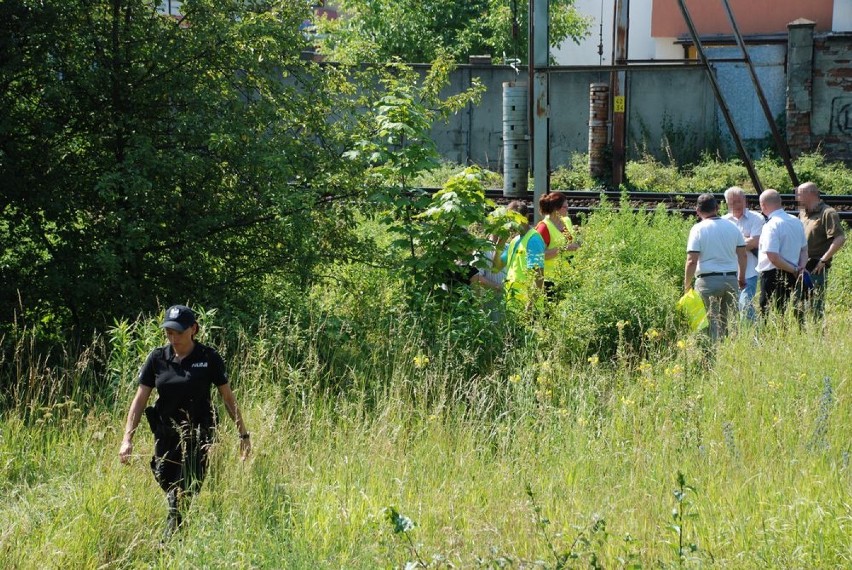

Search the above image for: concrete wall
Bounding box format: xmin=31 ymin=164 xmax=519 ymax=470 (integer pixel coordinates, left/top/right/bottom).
xmin=625 ymin=68 xmax=717 ymax=159
xmin=707 ymin=44 xmax=787 ymax=147
xmin=429 ymin=64 xmax=716 ymax=170
xmin=428 ymin=25 xmax=852 ymax=172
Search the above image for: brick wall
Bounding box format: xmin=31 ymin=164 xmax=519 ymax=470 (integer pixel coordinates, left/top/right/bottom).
xmin=787 ymin=21 xmax=852 ymax=164
xmin=812 ymin=34 xmax=852 ymax=162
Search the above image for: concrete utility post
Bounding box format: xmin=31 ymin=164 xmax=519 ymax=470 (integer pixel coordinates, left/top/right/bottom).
xmin=529 ymin=0 xmax=549 ymax=221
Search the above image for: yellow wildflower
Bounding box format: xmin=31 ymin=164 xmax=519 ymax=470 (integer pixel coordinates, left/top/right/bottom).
xmin=588 ymin=354 xmax=600 ymax=366
xmin=535 ymin=388 xmax=553 ymax=401
xmin=665 ymin=364 xmax=684 ymax=376
xmin=413 ymin=354 xmax=430 ymax=369
xmin=676 ymin=340 xmax=687 ymax=350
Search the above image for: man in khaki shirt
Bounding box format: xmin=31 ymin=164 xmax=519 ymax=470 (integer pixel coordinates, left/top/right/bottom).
xmin=797 ymin=182 xmax=846 ymax=316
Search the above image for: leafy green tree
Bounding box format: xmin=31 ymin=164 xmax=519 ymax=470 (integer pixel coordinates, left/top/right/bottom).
xmin=316 ymin=0 xmax=591 ymax=64
xmin=344 ymin=57 xmax=521 ymax=304
xmin=0 ymin=0 xmax=373 ymax=333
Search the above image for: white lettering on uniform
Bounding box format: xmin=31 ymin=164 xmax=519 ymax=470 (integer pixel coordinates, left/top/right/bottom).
xmin=191 ymin=362 xmax=209 ymax=368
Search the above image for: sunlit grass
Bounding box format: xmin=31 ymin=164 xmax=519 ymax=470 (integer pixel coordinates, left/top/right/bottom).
xmin=3 ymin=309 xmax=852 ymax=568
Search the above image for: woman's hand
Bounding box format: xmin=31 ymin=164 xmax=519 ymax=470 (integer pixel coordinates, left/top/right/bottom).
xmin=239 ymin=437 xmax=252 ymax=461
xmin=119 ymin=439 xmax=133 ymax=464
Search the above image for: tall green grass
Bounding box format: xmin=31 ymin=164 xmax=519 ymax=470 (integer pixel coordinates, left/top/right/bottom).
xmin=3 ymin=306 xmax=852 ymax=568
xmin=4 ymin=206 xmax=852 ymax=568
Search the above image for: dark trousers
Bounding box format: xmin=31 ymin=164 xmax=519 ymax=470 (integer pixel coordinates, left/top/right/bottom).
xmin=150 ymin=425 xmax=213 ymax=495
xmin=759 ymin=268 xmax=797 ymax=315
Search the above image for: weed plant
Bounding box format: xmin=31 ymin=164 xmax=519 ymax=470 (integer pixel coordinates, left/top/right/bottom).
xmin=401 ymin=151 xmax=851 ymax=195
xmin=621 ymin=151 xmax=852 ymax=194
xmin=551 ymin=153 xmax=607 ymax=191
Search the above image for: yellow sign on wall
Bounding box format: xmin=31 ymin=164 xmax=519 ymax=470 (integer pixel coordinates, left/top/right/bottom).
xmin=614 ymin=96 xmax=625 ymax=113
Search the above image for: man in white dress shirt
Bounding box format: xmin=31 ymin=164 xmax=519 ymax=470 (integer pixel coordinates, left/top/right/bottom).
xmin=756 ymin=189 xmax=808 ymax=315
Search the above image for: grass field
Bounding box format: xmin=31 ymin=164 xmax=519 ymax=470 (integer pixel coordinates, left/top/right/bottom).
xmin=3 ymin=307 xmax=851 ymax=568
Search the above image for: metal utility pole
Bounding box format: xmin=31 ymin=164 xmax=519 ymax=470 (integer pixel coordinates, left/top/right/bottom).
xmin=529 ymin=0 xmax=549 ymax=220
xmin=610 ymin=0 xmax=629 ymax=187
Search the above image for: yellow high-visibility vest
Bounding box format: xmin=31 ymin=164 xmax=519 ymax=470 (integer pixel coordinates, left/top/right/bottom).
xmin=541 ymin=216 xmax=568 ymax=275
xmin=505 ymin=228 xmax=540 ymax=304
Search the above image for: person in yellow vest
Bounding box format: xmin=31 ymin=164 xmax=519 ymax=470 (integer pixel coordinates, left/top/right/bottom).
xmin=493 ymin=201 xmax=545 ymax=309
xmin=535 ymin=192 xmax=580 ymax=292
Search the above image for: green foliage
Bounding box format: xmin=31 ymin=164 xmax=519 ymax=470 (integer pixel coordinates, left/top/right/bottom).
xmin=385 ymin=507 xmax=427 ymax=568
xmin=526 ymin=482 xmax=610 ymax=569
xmin=344 ymin=57 xmax=489 ymax=301
xmin=551 ymin=152 xmax=605 ymax=191
xmin=0 ymin=0 xmax=376 ymax=335
xmin=669 ymin=471 xmax=705 ymax=565
xmin=754 ymin=154 xmax=795 ymax=192
xmin=411 ymin=167 xmax=508 ymax=294
xmin=753 ymin=152 xmax=852 ymax=194
xmin=624 ymin=154 xmax=681 ymax=192
xmin=623 ymin=150 xmax=852 ymax=194
xmin=316 ymin=0 xmax=591 ymax=64
xmin=684 ymin=153 xmax=749 ymax=193
xmin=414 ymin=161 xmax=502 ymax=189
xmin=543 ymin=202 xmax=692 ymax=361
xmin=7 ymin=310 xmax=852 ymax=566
xmin=791 ymin=152 xmax=852 ymax=194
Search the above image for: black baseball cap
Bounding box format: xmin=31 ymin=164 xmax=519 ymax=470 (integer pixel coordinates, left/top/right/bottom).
xmin=160 ymin=305 xmax=196 ymax=332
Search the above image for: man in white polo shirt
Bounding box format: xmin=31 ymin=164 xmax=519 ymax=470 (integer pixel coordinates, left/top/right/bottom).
xmin=723 ymin=186 xmax=764 ymax=321
xmin=684 ymin=193 xmax=747 ymax=340
xmin=756 ymin=189 xmax=808 ymax=315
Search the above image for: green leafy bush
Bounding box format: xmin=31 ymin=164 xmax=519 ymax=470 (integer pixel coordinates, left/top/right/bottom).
xmin=415 ymin=161 xmax=502 ymax=189
xmin=551 ymin=152 xmax=604 ymax=190
xmin=684 ymin=154 xmax=748 ymax=193
xmin=625 ymin=154 xmax=681 ymax=192
xmin=623 ymin=150 xmax=852 ymax=195
xmin=754 ymin=155 xmax=793 ymax=192
xmin=792 ymin=152 xmax=852 ymax=195
xmin=755 ymin=152 xmax=852 ymax=194
xmin=542 ymin=201 xmax=691 ymax=361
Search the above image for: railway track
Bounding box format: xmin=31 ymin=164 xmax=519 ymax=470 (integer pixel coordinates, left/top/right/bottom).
xmin=480 ymin=189 xmax=852 ymax=222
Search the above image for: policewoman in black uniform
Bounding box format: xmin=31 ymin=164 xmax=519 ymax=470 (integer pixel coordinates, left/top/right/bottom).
xmin=118 ymin=305 xmax=250 ymax=537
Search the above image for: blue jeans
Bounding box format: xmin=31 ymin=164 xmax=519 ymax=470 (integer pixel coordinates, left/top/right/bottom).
xmin=738 ymin=275 xmax=758 ymax=321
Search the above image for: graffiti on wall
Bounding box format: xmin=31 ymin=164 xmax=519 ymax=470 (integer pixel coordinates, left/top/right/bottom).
xmin=832 ymin=97 xmax=852 ymax=135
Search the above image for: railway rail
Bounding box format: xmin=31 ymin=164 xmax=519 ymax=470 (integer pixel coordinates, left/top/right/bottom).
xmin=479 ymin=189 xmax=852 ymax=222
